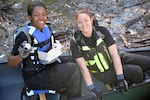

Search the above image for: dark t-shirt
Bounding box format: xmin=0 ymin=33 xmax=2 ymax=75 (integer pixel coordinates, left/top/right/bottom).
xmin=70 ymin=26 xmax=115 ymax=59
xmin=11 ymin=32 xmax=28 ymax=55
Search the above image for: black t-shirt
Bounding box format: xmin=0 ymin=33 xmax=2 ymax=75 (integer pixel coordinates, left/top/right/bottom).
xmin=70 ymin=26 xmax=115 ymax=59
xmin=11 ymin=32 xmax=28 ymax=55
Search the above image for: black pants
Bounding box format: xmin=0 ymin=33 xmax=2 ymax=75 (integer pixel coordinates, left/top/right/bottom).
xmin=121 ymin=52 xmax=150 ymax=84
xmin=23 ymin=61 xmax=81 ymax=99
xmin=120 ymin=52 xmax=150 ymax=71
xmin=94 ymin=52 xmax=150 ymax=85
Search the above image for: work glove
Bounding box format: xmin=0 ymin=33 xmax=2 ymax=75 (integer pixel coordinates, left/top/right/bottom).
xmin=18 ymin=41 xmax=32 ymax=59
xmin=90 ymin=88 xmax=103 ymax=100
xmin=117 ymin=74 xmax=129 ymax=94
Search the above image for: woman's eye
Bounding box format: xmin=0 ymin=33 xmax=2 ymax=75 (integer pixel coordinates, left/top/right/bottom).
xmin=85 ymin=20 xmax=88 ymax=22
xmin=34 ymin=14 xmax=38 ymax=17
xmin=78 ymin=22 xmax=82 ymax=24
xmin=43 ymin=13 xmax=47 ymax=17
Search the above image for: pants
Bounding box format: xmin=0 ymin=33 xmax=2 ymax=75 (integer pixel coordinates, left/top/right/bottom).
xmin=23 ymin=61 xmax=81 ymax=99
xmin=120 ymin=52 xmax=150 ymax=71
xmin=120 ymin=52 xmax=150 ymax=84
xmin=93 ymin=52 xmax=150 ymax=85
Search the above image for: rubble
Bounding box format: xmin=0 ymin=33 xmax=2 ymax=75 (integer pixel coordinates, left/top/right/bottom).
xmin=0 ymin=0 xmax=150 ymax=60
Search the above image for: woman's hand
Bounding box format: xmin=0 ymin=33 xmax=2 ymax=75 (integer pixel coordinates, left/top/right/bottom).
xmin=7 ymin=54 xmax=23 ymax=67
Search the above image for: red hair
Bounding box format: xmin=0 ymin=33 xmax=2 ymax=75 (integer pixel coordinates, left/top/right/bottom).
xmin=75 ymin=8 xmax=92 ymax=20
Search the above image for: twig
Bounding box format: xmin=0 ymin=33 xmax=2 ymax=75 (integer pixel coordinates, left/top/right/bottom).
xmin=120 ymin=34 xmax=129 ymax=48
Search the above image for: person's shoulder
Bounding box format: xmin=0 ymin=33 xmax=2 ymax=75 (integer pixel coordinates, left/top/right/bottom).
xmin=15 ymin=32 xmax=28 ymax=43
xmin=19 ymin=32 xmax=28 ymax=37
xmin=71 ymin=29 xmax=81 ymax=45
xmin=97 ymin=26 xmax=108 ymax=31
xmin=96 ymin=26 xmax=110 ymax=35
xmin=14 ymin=27 xmax=29 ymax=43
xmin=14 ymin=27 xmax=26 ymax=38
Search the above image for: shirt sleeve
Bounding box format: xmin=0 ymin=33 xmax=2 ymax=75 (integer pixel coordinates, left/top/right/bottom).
xmin=99 ymin=26 xmax=115 ymax=47
xmin=70 ymin=39 xmax=83 ymax=59
xmin=11 ymin=32 xmax=28 ymax=55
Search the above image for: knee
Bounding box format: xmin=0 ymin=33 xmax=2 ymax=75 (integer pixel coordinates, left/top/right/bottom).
xmin=124 ymin=64 xmax=143 ymax=84
xmin=130 ymin=65 xmax=143 ymax=83
xmin=68 ymin=62 xmax=81 ymax=79
xmin=135 ymin=67 xmax=143 ymax=82
xmin=73 ymin=64 xmax=81 ymax=80
xmin=66 ymin=63 xmax=81 ymax=89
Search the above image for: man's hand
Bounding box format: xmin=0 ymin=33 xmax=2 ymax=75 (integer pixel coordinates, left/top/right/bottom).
xmin=90 ymin=88 xmax=103 ymax=100
xmin=18 ymin=41 xmax=32 ymax=59
xmin=117 ymin=74 xmax=129 ymax=94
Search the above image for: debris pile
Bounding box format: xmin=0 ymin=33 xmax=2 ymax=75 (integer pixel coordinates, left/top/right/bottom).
xmin=120 ymin=34 xmax=150 ymax=48
xmin=0 ymin=0 xmax=150 ymax=60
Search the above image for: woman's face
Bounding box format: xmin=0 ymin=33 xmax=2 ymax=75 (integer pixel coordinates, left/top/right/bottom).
xmin=76 ymin=13 xmax=93 ymax=37
xmin=28 ymin=6 xmax=47 ymax=31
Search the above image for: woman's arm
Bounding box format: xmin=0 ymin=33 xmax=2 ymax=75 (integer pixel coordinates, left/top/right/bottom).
xmin=75 ymin=57 xmax=93 ymax=86
xmin=7 ymin=54 xmax=23 ymax=67
xmin=108 ymin=44 xmax=123 ymax=75
xmin=108 ymin=44 xmax=129 ymax=93
xmin=7 ymin=32 xmax=27 ymax=67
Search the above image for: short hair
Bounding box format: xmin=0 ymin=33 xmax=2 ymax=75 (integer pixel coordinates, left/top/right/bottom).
xmin=27 ymin=1 xmax=46 ymax=16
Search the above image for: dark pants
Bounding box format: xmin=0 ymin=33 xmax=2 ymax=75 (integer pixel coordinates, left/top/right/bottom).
xmin=120 ymin=52 xmax=150 ymax=71
xmin=121 ymin=52 xmax=150 ymax=84
xmin=93 ymin=52 xmax=150 ymax=85
xmin=23 ymin=61 xmax=81 ymax=99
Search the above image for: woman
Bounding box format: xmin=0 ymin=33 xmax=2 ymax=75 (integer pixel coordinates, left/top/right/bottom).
xmin=70 ymin=8 xmax=150 ymax=99
xmin=7 ymin=1 xmax=81 ymax=99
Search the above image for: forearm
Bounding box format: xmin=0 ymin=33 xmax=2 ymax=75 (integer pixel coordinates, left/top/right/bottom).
xmin=81 ymin=66 xmax=93 ymax=86
xmin=112 ymin=55 xmax=123 ymax=75
xmin=7 ymin=54 xmax=23 ymax=67
xmin=108 ymin=44 xmax=123 ymax=75
xmin=76 ymin=57 xmax=93 ymax=86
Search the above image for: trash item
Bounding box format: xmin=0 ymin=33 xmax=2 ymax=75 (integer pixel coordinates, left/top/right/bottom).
xmin=38 ymin=46 xmax=62 ymax=64
xmin=38 ymin=38 xmax=63 ymax=64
